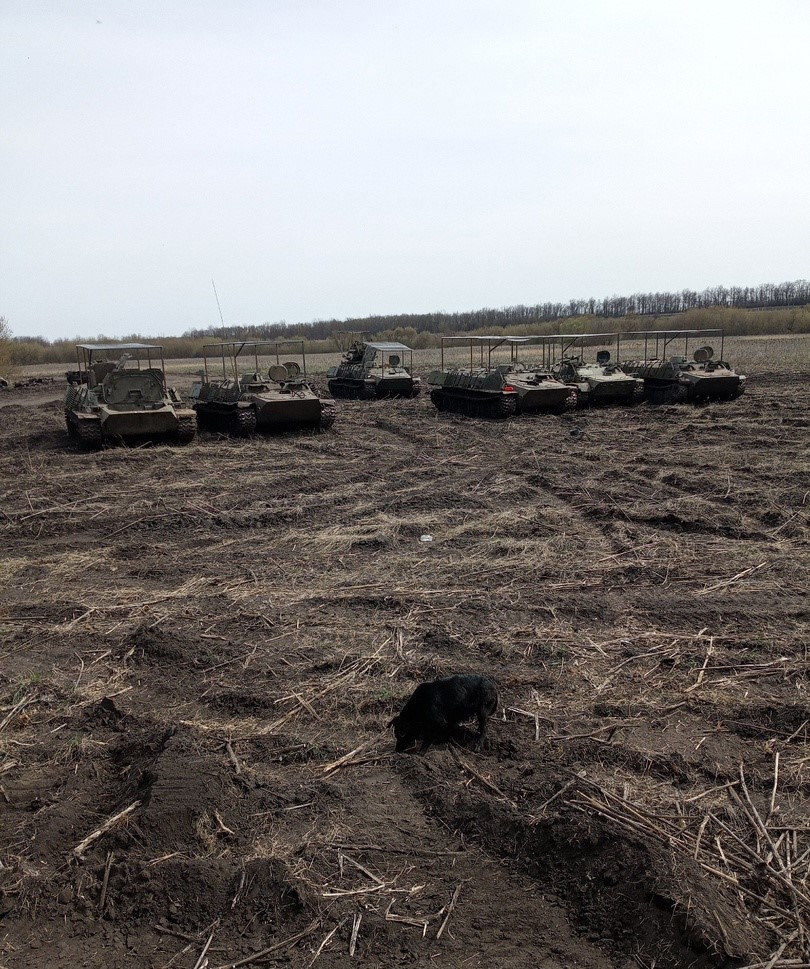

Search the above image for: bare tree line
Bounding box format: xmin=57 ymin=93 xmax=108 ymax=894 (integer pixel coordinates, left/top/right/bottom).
xmin=6 ymin=278 xmax=808 ymax=364
xmin=182 ymin=278 xmax=809 ymax=343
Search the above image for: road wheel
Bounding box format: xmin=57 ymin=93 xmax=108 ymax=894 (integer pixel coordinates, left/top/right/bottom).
xmin=175 ymin=413 xmax=197 ymax=444
xmin=77 ymin=419 xmax=103 ymax=450
xmin=319 ymin=403 xmax=336 ymax=430
xmin=231 ymin=408 xmax=257 ymax=436
xmin=497 ymin=395 xmax=518 ymax=418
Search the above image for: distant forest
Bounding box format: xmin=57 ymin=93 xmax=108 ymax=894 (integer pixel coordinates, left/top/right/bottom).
xmin=183 ymin=278 xmax=810 ymax=344
xmin=7 ymin=277 xmax=810 ymax=364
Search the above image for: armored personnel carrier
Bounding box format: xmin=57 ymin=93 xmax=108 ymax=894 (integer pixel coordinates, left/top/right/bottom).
xmin=64 ymin=343 xmax=196 ymax=449
xmin=327 ymin=336 xmax=420 ymax=399
xmin=427 ymin=336 xmax=576 ymax=417
xmin=543 ymin=333 xmax=644 ymax=406
xmin=553 ymin=355 xmax=644 ymax=405
xmin=190 ymin=340 xmax=335 ymax=435
xmin=617 ymin=329 xmax=746 ymax=404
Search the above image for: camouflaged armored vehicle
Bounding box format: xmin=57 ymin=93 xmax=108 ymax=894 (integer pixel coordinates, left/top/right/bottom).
xmin=190 ymin=340 xmax=335 ymax=435
xmin=327 ymin=337 xmax=421 ymax=399
xmin=553 ymin=354 xmax=644 ymax=405
xmin=542 ymin=333 xmax=644 ymax=406
xmin=617 ymin=329 xmax=746 ymax=404
xmin=64 ymin=343 xmax=196 ymax=449
xmin=427 ymin=336 xmax=576 ymax=418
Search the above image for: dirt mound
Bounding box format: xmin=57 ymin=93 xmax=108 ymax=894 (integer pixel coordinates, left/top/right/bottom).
xmin=125 ymin=624 xmax=194 ymax=663
xmin=395 ymin=754 xmax=764 ymax=966
xmin=106 ymin=856 xmax=305 ymax=929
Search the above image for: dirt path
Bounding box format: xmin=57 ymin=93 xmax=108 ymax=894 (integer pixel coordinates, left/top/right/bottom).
xmin=0 ymin=390 xmax=62 ymax=409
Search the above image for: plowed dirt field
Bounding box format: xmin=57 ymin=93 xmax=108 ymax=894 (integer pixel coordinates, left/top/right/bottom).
xmin=1 ymin=354 xmax=808 ymax=968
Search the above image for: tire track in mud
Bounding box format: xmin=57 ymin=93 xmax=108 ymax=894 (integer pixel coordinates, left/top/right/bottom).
xmin=2 ymin=369 xmax=809 ymax=968
xmin=391 ymin=749 xmax=762 ymax=968
xmin=292 ymin=760 xmax=623 ymax=969
xmin=74 ymin=677 xmax=629 ymax=969
xmin=108 ymin=616 xmax=779 ymax=969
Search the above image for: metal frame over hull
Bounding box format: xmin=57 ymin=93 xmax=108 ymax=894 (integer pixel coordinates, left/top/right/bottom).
xmin=191 ymin=340 xmax=335 ymax=434
xmin=327 ymin=338 xmax=420 ymax=400
xmin=428 ymin=336 xmax=576 ymax=418
xmin=64 ymin=343 xmax=196 ymax=448
xmin=615 ymin=329 xmax=745 ymax=403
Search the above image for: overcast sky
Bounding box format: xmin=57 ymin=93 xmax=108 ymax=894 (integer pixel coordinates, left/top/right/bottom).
xmin=2 ymin=1 xmax=809 ymax=340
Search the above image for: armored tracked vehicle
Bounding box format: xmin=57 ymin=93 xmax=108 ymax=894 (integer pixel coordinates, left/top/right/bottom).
xmin=542 ymin=333 xmax=644 ymax=406
xmin=427 ymin=337 xmax=576 ymax=417
xmin=327 ymin=336 xmax=421 ymax=399
xmin=553 ymin=355 xmax=644 ymax=405
xmin=617 ymin=329 xmax=746 ymax=404
xmin=64 ymin=343 xmax=196 ymax=449
xmin=190 ymin=340 xmax=335 ymax=435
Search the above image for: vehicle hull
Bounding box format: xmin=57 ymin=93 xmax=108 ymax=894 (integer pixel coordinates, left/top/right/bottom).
xmin=191 ymin=379 xmax=334 ymax=432
xmin=622 ymin=361 xmax=745 ymax=403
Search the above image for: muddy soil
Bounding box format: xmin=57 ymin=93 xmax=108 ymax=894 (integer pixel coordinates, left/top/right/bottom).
xmin=0 ymin=369 xmax=808 ymax=968
xmin=0 ymin=380 xmax=62 ymax=410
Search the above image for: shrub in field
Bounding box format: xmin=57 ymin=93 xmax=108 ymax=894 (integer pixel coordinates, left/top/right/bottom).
xmin=0 ymin=316 xmax=17 ymax=379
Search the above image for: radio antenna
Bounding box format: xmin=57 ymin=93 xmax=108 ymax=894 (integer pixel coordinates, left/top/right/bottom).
xmin=212 ymin=279 xmax=225 ymax=335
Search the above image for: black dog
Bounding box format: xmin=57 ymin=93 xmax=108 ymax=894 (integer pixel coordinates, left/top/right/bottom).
xmin=389 ymin=674 xmax=498 ymax=753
